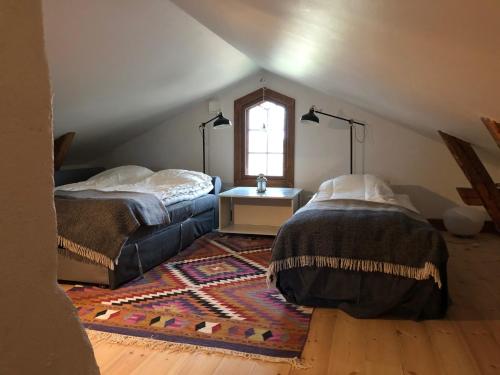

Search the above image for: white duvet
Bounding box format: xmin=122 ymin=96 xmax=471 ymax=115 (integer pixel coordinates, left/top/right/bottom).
xmin=56 ymin=166 xmax=213 ymax=206
xmin=312 ymin=174 xmax=419 ymax=213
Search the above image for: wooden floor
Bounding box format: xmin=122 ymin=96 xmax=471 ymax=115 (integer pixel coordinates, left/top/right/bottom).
xmin=67 ymin=233 xmax=500 ymax=375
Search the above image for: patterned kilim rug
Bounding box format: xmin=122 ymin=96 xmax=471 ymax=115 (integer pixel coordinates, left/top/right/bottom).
xmin=65 ymin=233 xmax=313 ymax=366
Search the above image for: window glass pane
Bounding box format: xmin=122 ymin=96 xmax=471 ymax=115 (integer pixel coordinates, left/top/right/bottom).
xmin=248 ymin=130 xmax=267 ymax=153
xmin=267 ymin=104 xmax=285 ymax=131
xmin=267 ymin=130 xmax=284 ymax=153
xmin=267 ymin=154 xmax=284 ymax=176
xmin=247 ymin=105 xmax=266 ymax=130
xmin=259 ymin=101 xmax=274 ymax=110
xmin=246 ymin=100 xmax=287 ymax=178
xmin=247 ymin=153 xmax=267 ymax=176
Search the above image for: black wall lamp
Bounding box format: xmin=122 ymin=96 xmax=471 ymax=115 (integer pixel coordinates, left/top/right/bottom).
xmin=301 ymin=106 xmax=366 ymax=174
xmin=198 ymin=112 xmax=232 ymax=174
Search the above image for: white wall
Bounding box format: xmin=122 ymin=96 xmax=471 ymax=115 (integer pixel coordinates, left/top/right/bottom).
xmin=0 ymin=1 xmax=99 ymax=374
xmin=100 ymin=71 xmax=499 ymax=219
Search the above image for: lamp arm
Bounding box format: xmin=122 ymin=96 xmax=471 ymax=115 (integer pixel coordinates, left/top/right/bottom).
xmin=313 ymin=109 xmax=365 ymax=127
xmin=199 ymin=112 xmax=222 ymax=128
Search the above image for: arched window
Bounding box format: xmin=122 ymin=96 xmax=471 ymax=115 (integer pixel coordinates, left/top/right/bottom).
xmin=234 ymin=88 xmax=295 ymax=187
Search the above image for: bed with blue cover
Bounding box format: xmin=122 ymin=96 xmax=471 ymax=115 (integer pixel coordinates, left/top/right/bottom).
xmin=268 ymin=175 xmax=449 ymax=320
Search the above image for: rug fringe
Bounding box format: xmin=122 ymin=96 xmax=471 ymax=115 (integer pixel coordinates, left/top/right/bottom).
xmin=58 ymin=236 xmax=115 ymax=270
xmin=85 ymin=329 xmax=310 ymax=369
xmin=267 ymin=256 xmax=442 ymax=289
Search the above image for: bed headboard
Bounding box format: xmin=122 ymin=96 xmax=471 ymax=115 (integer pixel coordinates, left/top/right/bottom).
xmin=54 ymin=167 xmax=105 ymax=187
xmin=210 ymin=176 xmax=222 ymax=195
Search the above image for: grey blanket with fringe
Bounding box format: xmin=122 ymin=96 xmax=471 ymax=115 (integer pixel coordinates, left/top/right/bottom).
xmin=268 ymin=200 xmax=448 ymax=288
xmin=55 ymin=190 xmax=170 ymax=269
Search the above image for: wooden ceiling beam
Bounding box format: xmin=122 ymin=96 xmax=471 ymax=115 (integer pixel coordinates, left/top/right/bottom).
xmin=439 ymin=130 xmax=500 ymax=231
xmin=457 ymin=187 xmax=500 ymax=206
xmin=457 ymin=187 xmax=483 ymax=206
xmin=481 ymin=117 xmax=500 ymax=149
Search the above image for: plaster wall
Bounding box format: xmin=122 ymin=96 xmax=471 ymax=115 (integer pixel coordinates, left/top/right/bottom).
xmin=0 ymin=2 xmax=99 ymax=374
xmin=100 ymin=71 xmax=499 ymax=219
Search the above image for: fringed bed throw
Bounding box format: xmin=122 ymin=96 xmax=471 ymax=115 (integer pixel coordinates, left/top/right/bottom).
xmin=57 ymin=236 xmax=116 ymax=269
xmin=268 ymin=256 xmax=442 ymax=288
xmin=268 ymin=200 xmax=448 ymax=288
xmin=55 ymin=190 xmax=170 ymax=268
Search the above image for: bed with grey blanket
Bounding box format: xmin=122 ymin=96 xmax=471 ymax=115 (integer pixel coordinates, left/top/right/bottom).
xmin=55 ymin=190 xmax=171 ymax=269
xmin=54 ymin=170 xmax=221 ymax=289
xmin=268 ymin=200 xmax=449 ymax=320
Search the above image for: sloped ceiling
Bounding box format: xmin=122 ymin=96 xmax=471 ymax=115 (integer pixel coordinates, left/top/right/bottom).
xmin=173 ymin=0 xmax=500 ymax=154
xmin=42 ymin=0 xmax=257 ymax=163
xmin=43 ymin=0 xmax=500 ymax=164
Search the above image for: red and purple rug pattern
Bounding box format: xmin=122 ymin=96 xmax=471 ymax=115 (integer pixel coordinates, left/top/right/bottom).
xmin=66 ymin=233 xmax=313 ymax=359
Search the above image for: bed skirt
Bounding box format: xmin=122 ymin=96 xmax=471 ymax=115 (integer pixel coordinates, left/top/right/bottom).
xmin=58 ymin=209 xmax=216 ymax=289
xmin=276 ymin=265 xmax=448 ymax=320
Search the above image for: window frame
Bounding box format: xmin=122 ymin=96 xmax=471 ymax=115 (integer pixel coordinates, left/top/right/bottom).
xmin=234 ymin=87 xmax=295 ymax=187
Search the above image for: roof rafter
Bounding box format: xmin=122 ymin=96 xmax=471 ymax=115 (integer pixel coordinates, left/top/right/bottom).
xmin=481 ymin=117 xmax=500 ymax=149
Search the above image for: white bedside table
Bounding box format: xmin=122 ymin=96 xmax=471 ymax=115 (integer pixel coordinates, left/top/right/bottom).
xmin=218 ymin=187 xmax=302 ymax=236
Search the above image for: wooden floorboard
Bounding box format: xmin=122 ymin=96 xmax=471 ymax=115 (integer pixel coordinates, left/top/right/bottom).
xmin=66 ymin=233 xmax=500 ymax=375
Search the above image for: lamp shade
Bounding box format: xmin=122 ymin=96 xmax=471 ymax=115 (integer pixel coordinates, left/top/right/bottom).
xmin=300 ymin=108 xmax=319 ymax=125
xmin=213 ymin=112 xmax=232 ymax=128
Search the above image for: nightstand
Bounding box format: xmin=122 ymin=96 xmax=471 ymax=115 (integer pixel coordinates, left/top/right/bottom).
xmin=218 ymin=187 xmax=302 ymax=236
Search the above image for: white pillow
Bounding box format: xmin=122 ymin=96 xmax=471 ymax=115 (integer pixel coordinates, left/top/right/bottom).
xmin=142 ymin=169 xmax=212 ymax=189
xmin=87 ymin=165 xmax=154 ymax=186
xmin=317 ymin=174 xmax=394 ymax=202
xmin=314 ymin=175 xmax=420 ymax=212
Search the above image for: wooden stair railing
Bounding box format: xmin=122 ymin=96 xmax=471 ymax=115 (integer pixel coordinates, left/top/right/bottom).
xmin=438 ymin=130 xmax=500 ymax=232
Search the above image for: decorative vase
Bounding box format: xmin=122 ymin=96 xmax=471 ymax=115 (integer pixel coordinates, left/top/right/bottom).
xmin=256 ymin=174 xmax=267 ymax=193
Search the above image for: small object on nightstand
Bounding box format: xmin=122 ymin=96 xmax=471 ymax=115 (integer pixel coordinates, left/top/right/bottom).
xmin=256 ymin=174 xmax=267 ymax=193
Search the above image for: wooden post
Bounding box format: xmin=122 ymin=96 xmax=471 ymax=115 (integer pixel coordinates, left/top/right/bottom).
xmin=53 ymin=132 xmax=75 ymax=171
xmin=439 ymin=131 xmax=500 ymax=231
xmin=481 ymin=117 xmax=500 ymax=149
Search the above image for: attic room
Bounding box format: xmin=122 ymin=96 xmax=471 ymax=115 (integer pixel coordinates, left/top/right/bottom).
xmin=1 ymin=0 xmax=499 ymax=374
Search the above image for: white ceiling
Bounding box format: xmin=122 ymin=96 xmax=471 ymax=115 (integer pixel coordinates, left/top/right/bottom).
xmin=173 ymin=0 xmax=500 ymax=154
xmin=43 ymin=0 xmax=500 ymax=163
xmin=42 ymin=0 xmax=257 ymax=162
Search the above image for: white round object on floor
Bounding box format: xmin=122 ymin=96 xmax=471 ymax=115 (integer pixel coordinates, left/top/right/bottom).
xmin=443 ymin=206 xmax=486 ymax=237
